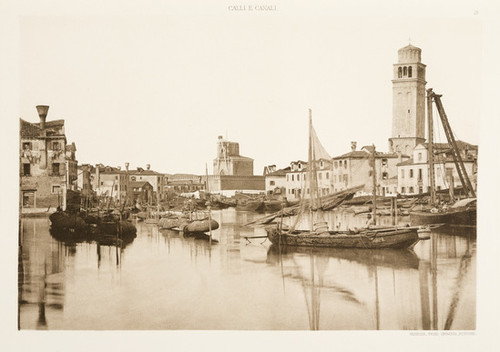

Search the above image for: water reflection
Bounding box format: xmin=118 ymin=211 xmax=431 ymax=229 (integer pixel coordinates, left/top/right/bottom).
xmin=19 ymin=209 xmax=475 ymax=330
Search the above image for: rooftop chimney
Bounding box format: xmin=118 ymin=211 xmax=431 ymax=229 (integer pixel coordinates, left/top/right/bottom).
xmin=351 ymin=141 xmax=357 ymax=151
xmin=125 ymin=162 xmax=129 ymax=171
xmin=36 ymin=105 xmax=49 ymax=131
xmin=146 ymin=164 xmax=150 ymax=170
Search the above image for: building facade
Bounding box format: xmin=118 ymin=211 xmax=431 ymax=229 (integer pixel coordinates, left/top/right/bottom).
xmin=332 ymin=144 xmax=404 ymax=196
xmin=213 ymin=136 xmax=254 ymax=176
xmin=91 ymin=165 xmax=128 ymax=204
xmin=388 ymin=44 xmax=427 ymax=155
xmin=127 ymin=165 xmax=165 ymax=202
xmin=77 ymin=164 xmax=93 ymax=198
xmin=284 ymin=159 xmax=333 ymax=201
xmin=208 ymin=136 xmax=265 ymax=196
xmin=20 ymin=106 xmax=78 ymax=212
xmin=263 ymin=165 xmax=289 ymax=196
xmin=397 ymin=141 xmax=478 ymax=196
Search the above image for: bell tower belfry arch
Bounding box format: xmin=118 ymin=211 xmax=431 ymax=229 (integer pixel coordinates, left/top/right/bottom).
xmin=388 ymin=44 xmax=427 ymax=155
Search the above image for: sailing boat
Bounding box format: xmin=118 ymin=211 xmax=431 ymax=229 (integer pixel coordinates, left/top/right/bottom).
xmin=410 ymin=89 xmax=477 ymax=227
xmin=266 ymin=109 xmax=421 ymax=249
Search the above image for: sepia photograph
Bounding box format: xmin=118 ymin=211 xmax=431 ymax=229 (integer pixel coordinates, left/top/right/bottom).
xmin=2 ymin=0 xmax=500 ymax=351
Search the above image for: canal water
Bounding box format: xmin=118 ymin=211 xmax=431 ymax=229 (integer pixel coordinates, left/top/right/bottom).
xmin=18 ymin=209 xmax=476 ymax=330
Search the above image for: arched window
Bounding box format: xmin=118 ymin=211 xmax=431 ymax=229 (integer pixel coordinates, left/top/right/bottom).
xmin=398 ymin=67 xmax=402 ymax=78
xmin=403 ymin=66 xmax=407 ymax=76
xmin=408 ymin=66 xmax=412 ymax=77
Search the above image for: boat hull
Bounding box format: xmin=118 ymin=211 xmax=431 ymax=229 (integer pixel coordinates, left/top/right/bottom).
xmin=266 ymin=225 xmax=420 ymax=249
xmin=183 ymin=219 xmax=219 ymax=233
xmin=410 ymin=208 xmax=476 ymax=227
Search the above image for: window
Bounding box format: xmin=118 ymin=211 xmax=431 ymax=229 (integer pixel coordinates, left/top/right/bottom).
xmin=409 ymin=169 xmax=414 ymax=178
xmin=286 ymin=175 xmax=289 ymax=181
xmin=23 ymin=163 xmax=30 ymax=176
xmin=320 ymin=161 xmax=324 ymax=169
xmin=334 ymin=161 xmax=338 ymax=168
xmin=401 ymin=169 xmax=405 ymax=179
xmin=292 ymin=175 xmax=294 ymax=181
xmin=418 ymin=186 xmax=423 ymax=194
xmin=382 ymin=172 xmax=388 ymax=180
xmin=22 ymin=142 xmax=32 ymax=150
xmin=409 ymin=186 xmax=414 ymax=193
xmin=115 ymin=185 xmax=118 ymax=191
xmin=51 ymin=185 xmax=61 ymax=194
xmin=403 ymin=66 xmax=407 ymax=76
xmin=52 ymin=142 xmax=60 ymax=150
xmin=369 ymin=170 xmax=373 ymax=177
xmin=344 ymin=160 xmax=347 ymax=168
xmin=408 ymin=66 xmax=412 ymax=77
xmin=418 ymin=153 xmax=422 ymax=162
xmin=401 ymin=187 xmax=406 ymax=193
xmin=269 ymin=180 xmax=275 ymax=186
xmin=297 ymin=174 xmax=300 ymax=181
xmin=398 ymin=67 xmax=402 ymax=78
xmin=52 ymin=163 xmax=60 ymax=176
xmin=131 ymin=176 xmax=136 ymax=181
xmin=115 ymin=176 xmax=119 ymax=180
xmin=382 ymin=158 xmax=387 ymax=166
xmin=101 ymin=181 xmax=104 ymax=186
xmin=326 ymin=172 xmax=329 ymax=179
xmin=418 ymin=169 xmax=423 ymax=181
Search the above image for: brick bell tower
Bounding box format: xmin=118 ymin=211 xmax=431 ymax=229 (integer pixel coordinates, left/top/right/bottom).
xmin=388 ymin=44 xmax=427 ymax=155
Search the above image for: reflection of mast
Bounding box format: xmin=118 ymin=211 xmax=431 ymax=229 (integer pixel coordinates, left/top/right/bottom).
xmin=418 ymin=259 xmax=431 ymax=330
xmin=374 ymin=267 xmax=380 ymax=330
xmin=443 ymin=235 xmax=472 ymax=330
xmin=431 ymin=233 xmax=438 ymax=330
xmin=36 ymin=260 xmax=48 ymax=330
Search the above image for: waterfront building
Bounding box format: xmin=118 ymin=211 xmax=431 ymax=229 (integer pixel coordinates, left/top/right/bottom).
xmin=332 ymin=143 xmax=404 ymax=196
xmin=127 ymin=164 xmax=165 ymax=203
xmin=263 ymin=165 xmax=289 ymax=196
xmin=20 ymin=106 xmax=78 ymax=213
xmin=284 ymin=159 xmax=333 ymax=201
xmin=76 ymin=164 xmax=93 ymax=198
xmin=91 ymin=165 xmax=128 ymax=205
xmin=165 ymin=174 xmax=205 ymax=198
xmin=388 ymin=44 xmax=427 ymax=155
xmin=397 ymin=141 xmax=477 ymax=196
xmin=207 ymin=136 xmax=265 ymax=196
xmin=129 ymin=181 xmax=154 ymax=204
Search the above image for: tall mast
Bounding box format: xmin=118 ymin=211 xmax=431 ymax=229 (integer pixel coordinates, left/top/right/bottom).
xmin=308 ymin=109 xmax=314 ymax=231
xmin=371 ymin=144 xmax=377 ymax=225
xmin=427 ymin=89 xmax=436 ymax=205
xmin=431 ymin=92 xmax=476 ymax=198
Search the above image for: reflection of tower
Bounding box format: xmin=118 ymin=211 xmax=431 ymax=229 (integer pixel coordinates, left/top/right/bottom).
xmin=389 ymin=44 xmax=427 ymax=155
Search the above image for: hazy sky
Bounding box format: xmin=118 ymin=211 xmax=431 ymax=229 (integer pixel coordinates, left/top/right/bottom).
xmin=18 ymin=5 xmax=482 ymax=176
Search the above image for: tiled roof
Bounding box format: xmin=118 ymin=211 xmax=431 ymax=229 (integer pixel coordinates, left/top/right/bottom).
xmin=333 ymin=150 xmax=370 ymax=159
xmin=267 ymin=167 xmax=290 ymax=177
xmin=20 ymin=118 xmax=65 ymax=138
xmin=399 ymin=44 xmax=421 ymax=51
xmin=129 ymin=169 xmax=161 ymax=175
